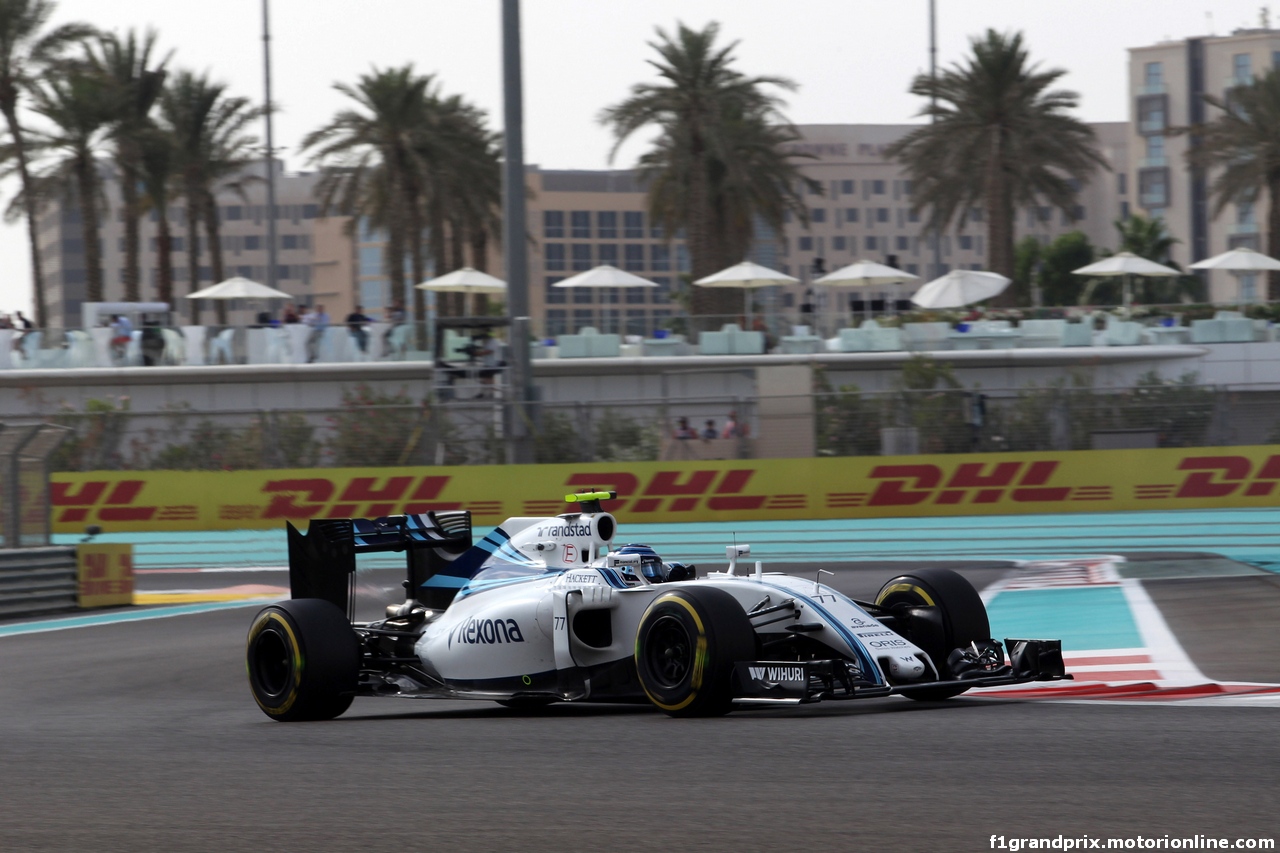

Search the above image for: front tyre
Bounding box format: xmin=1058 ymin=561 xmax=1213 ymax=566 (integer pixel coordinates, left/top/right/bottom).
xmin=634 ymin=587 xmax=755 ymax=717
xmin=246 ymin=599 xmax=359 ymax=722
xmin=875 ymin=568 xmax=990 ymax=702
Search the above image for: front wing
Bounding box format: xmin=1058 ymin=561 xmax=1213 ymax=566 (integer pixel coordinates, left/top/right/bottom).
xmin=733 ymin=639 xmax=1070 ymax=704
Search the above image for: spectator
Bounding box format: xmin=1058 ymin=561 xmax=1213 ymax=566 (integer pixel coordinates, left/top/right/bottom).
xmin=14 ymin=310 xmax=33 ymax=330
xmin=110 ymin=314 xmax=133 ymax=362
xmin=701 ymin=419 xmax=717 ymax=440
xmin=672 ymin=416 xmax=697 ymax=440
xmin=346 ymin=304 xmax=372 ymax=353
xmin=282 ymin=303 xmax=300 ymax=324
xmin=721 ymin=410 xmax=749 ymax=439
xmin=304 ymin=303 xmax=330 ymax=363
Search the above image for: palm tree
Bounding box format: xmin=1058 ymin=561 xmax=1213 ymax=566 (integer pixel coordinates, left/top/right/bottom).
xmin=1111 ymin=213 xmax=1201 ymax=303
xmin=89 ymin=28 xmax=169 ymax=303
xmin=26 ymin=68 xmax=112 ymax=303
xmin=304 ymin=66 xmax=433 ymax=324
xmin=137 ymin=124 xmax=175 ymax=305
xmin=1185 ymin=69 xmax=1280 ymax=299
xmin=601 ymin=22 xmax=813 ymax=319
xmin=0 ymin=0 xmax=95 ymax=326
xmin=160 ymin=69 xmax=260 ymax=322
xmin=885 ymin=29 xmax=1106 ymax=285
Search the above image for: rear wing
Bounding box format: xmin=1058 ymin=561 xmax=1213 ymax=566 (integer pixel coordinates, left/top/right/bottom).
xmin=287 ymin=510 xmax=473 ymax=616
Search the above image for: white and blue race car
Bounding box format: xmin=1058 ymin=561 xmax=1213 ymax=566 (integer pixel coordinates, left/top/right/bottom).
xmin=246 ymin=491 xmax=1067 ymax=720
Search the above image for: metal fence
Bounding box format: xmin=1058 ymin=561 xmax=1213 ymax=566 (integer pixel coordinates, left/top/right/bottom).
xmin=22 ymin=382 xmax=1280 ymax=473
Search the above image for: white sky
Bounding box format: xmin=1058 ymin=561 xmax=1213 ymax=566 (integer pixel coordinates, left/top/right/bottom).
xmin=1 ymin=0 xmax=1270 ymax=317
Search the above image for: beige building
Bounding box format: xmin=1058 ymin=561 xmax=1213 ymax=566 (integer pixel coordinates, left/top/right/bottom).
xmin=1128 ymin=26 xmax=1280 ymax=302
xmin=39 ymin=160 xmax=325 ymax=326
xmin=777 ymin=123 xmax=1129 ymax=310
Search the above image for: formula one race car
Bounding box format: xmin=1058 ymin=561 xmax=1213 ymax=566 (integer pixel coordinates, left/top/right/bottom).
xmin=246 ymin=492 xmax=1068 ymax=721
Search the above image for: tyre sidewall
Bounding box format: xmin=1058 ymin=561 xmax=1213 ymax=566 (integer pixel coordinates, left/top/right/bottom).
xmin=246 ymin=599 xmax=359 ymax=722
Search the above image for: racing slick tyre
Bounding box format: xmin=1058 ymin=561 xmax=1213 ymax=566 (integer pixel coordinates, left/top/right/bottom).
xmin=246 ymin=599 xmax=360 ymax=722
xmin=874 ymin=568 xmax=990 ymax=702
xmin=634 ymin=587 xmax=755 ymax=718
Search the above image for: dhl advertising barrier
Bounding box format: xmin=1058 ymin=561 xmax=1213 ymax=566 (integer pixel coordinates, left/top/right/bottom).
xmin=76 ymin=543 xmax=134 ymax=607
xmin=47 ymin=446 xmax=1280 ymax=533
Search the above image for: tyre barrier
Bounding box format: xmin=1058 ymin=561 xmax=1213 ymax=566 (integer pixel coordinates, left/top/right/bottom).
xmin=0 ymin=547 xmax=78 ymax=618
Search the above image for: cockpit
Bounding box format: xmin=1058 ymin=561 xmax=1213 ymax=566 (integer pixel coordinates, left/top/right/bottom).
xmin=612 ymin=544 xmax=693 ymax=584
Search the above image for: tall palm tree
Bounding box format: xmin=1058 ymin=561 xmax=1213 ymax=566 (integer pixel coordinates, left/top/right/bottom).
xmin=160 ymin=69 xmax=260 ymax=322
xmin=1111 ymin=213 xmax=1201 ymax=303
xmin=0 ymin=0 xmax=95 ymax=326
xmin=26 ymin=68 xmax=112 ymax=303
xmin=601 ymin=22 xmax=813 ymax=318
xmin=137 ymin=124 xmax=175 ymax=305
xmin=89 ymin=28 xmax=169 ymax=303
xmin=885 ymin=29 xmax=1106 ymax=285
xmin=303 ymin=66 xmax=434 ymax=323
xmin=1185 ymin=69 xmax=1280 ymax=299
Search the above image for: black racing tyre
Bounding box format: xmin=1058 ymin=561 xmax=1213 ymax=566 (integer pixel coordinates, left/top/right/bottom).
xmin=246 ymin=599 xmax=360 ymax=722
xmin=634 ymin=586 xmax=756 ymax=718
xmin=874 ymin=568 xmax=990 ymax=702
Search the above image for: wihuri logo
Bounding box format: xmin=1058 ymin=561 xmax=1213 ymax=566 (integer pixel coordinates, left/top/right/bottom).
xmin=748 ymin=666 xmax=805 ymax=682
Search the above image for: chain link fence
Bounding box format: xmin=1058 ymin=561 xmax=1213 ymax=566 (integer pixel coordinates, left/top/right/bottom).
xmin=23 ymin=380 xmax=1280 ymax=473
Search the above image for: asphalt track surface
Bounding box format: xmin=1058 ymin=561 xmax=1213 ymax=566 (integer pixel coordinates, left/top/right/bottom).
xmin=2 ymin=562 xmax=1278 ymax=852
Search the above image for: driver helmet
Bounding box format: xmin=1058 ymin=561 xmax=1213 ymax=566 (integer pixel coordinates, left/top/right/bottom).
xmin=615 ymin=544 xmax=667 ymax=582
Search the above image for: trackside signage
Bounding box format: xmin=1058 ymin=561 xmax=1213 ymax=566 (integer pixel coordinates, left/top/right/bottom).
xmin=47 ymin=446 xmax=1280 ymax=533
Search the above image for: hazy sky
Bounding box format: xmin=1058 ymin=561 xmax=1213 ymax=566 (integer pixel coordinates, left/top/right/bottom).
xmin=1 ymin=0 xmax=1270 ymax=316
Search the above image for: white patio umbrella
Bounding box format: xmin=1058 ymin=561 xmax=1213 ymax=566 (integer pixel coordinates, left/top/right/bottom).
xmin=1072 ymin=252 xmax=1179 ymax=308
xmin=814 ymin=259 xmax=919 ymax=319
xmin=185 ymin=276 xmax=292 ymax=300
xmin=552 ymin=264 xmax=658 ymax=289
xmin=694 ymin=260 xmax=798 ymax=323
xmin=1189 ymin=248 xmax=1280 ymax=307
xmin=416 ymin=267 xmax=508 ymax=317
xmin=415 ymin=266 xmax=507 ymax=294
xmin=911 ymin=269 xmax=1011 ymax=309
xmin=553 ymin=265 xmax=657 ymax=334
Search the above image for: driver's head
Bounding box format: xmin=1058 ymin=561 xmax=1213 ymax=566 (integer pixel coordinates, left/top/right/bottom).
xmin=616 ymin=544 xmax=666 ymax=582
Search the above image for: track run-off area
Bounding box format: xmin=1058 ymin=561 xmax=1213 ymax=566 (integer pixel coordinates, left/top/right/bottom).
xmin=2 ymin=507 xmax=1278 ymax=850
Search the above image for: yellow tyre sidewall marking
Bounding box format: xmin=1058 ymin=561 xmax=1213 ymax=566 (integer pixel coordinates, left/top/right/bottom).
xmin=246 ymin=610 xmax=303 ymax=715
xmin=636 ymin=594 xmax=708 ymax=713
xmin=876 ymin=582 xmax=935 ymax=607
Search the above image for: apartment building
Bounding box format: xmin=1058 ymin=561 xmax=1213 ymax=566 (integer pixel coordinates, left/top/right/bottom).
xmin=1128 ymin=25 xmax=1280 ymax=302
xmin=39 ymin=161 xmax=325 ymax=327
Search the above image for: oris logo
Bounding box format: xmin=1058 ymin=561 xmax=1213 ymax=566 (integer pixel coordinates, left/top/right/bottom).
xmin=449 ymin=618 xmax=526 ymax=648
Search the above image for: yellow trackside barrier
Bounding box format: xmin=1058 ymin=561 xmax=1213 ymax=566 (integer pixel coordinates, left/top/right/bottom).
xmin=76 ymin=543 xmax=134 ymax=607
xmin=49 ymin=446 xmax=1280 ymax=534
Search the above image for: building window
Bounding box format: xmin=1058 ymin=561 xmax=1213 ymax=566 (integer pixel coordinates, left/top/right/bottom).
xmin=624 ymin=211 xmax=644 ymax=238
xmin=844 ymin=207 xmax=859 ymax=223
xmin=833 ymin=236 xmax=847 ymax=251
xmin=906 ymin=263 xmax=919 ymax=275
xmin=1117 ymin=172 xmax=1128 ymax=195
xmin=244 ymin=235 xmax=262 ymax=251
xmin=676 ymin=245 xmax=689 ymax=272
xmin=865 ymin=236 xmax=877 ymax=251
xmin=876 ymin=208 xmax=889 ymax=223
xmin=870 ymin=180 xmax=886 ymax=194
xmin=303 ymin=204 xmax=319 ymax=219
xmin=1238 ymin=201 xmax=1257 ymax=227
xmin=597 ymin=211 xmax=617 ymax=239
xmin=1137 ymin=94 xmax=1167 ymax=135
xmin=650 ymin=221 xmax=663 ymax=239
xmin=571 ymin=211 xmax=591 ymax=238
xmin=907 ymin=209 xmax=920 ymax=224
xmin=625 ymin=286 xmax=646 ymax=304
xmin=651 ymin=244 xmax=670 ymax=271
xmin=598 ymin=244 xmax=618 ymax=266
xmin=808 ymin=182 xmax=822 ymax=196
xmin=224 ymin=205 xmax=242 ymax=221
xmin=1143 ymin=61 xmax=1163 ymax=91
xmin=798 ymin=236 xmax=813 ymax=252
xmin=811 ymin=207 xmax=826 ymax=223
xmin=624 ymin=243 xmax=644 ymax=271
xmin=1138 ymin=167 xmax=1170 ymax=208
xmin=545 ymin=243 xmax=565 ymax=271
xmin=1144 ymin=134 xmax=1166 ymax=166
xmin=571 ymin=243 xmax=592 ymax=271
xmin=1234 ymin=53 xmax=1253 ymax=84
xmin=546 ymin=276 xmax=566 ymax=304
xmin=903 ymin=180 xmax=914 ymax=196
xmin=840 ymin=179 xmax=854 ymax=195
xmin=544 ymin=210 xmax=564 ymax=238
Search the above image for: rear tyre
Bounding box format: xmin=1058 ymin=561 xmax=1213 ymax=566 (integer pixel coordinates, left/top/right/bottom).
xmin=246 ymin=599 xmax=359 ymax=722
xmin=874 ymin=568 xmax=990 ymax=702
xmin=634 ymin=587 xmax=755 ymax=717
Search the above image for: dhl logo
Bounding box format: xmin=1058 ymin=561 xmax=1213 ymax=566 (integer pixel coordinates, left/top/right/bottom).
xmin=552 ymin=470 xmax=786 ymax=514
xmin=849 ymin=461 xmax=1084 ymax=507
